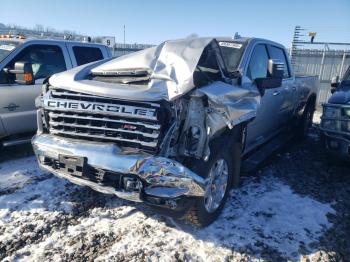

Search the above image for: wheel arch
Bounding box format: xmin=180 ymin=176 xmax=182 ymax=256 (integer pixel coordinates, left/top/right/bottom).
xmin=209 ymin=121 xmax=248 ymax=148
xmin=307 ymin=93 xmax=317 ymax=109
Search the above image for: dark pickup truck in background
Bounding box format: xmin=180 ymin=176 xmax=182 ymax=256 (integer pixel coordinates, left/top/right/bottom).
xmin=320 ymin=66 xmax=350 ymax=160
xmin=33 ymin=36 xmax=318 ymax=226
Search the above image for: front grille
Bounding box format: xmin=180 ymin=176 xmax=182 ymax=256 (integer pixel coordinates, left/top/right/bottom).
xmin=45 ymin=89 xmax=162 ymax=152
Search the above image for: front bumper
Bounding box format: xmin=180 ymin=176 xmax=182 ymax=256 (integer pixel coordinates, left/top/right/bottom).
xmin=320 ymin=129 xmax=350 ymax=160
xmin=32 ymin=134 xmax=205 ymax=210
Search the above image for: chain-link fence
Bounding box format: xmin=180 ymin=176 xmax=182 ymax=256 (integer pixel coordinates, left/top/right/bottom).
xmin=292 ymin=48 xmax=350 ymax=105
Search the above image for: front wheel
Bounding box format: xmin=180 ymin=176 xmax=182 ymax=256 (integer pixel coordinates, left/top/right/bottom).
xmin=185 ymin=139 xmax=241 ymax=227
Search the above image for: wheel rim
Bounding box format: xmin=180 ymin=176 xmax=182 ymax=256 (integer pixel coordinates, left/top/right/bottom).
xmin=204 ymin=158 xmax=229 ymax=213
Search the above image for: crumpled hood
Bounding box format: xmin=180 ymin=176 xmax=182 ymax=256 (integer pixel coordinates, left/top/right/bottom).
xmin=328 ymin=89 xmax=350 ymax=105
xmin=49 ymin=37 xmax=214 ymax=101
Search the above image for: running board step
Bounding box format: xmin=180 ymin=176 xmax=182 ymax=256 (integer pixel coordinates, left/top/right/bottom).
xmin=241 ymin=133 xmax=293 ymax=173
xmin=2 ymin=137 xmax=32 ymax=147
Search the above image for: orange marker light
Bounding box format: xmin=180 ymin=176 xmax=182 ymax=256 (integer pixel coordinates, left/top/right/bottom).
xmin=24 ymin=73 xmax=33 ymax=82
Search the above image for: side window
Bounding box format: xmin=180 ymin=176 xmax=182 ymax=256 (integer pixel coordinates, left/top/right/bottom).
xmin=247 ymin=44 xmax=269 ymax=80
xmin=267 ymin=45 xmax=290 ymax=78
xmin=7 ymin=44 xmax=66 ymax=80
xmin=73 ymin=46 xmax=104 ymax=66
xmin=193 ymin=45 xmax=223 ymax=87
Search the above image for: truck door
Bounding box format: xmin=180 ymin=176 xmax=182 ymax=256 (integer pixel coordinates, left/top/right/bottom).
xmin=267 ymin=45 xmax=296 ymax=124
xmin=0 ymin=44 xmax=69 ymax=136
xmin=245 ymin=44 xmax=284 ymax=149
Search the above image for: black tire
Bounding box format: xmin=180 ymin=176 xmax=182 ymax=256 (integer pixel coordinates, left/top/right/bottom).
xmin=184 ymin=135 xmax=242 ymax=227
xmin=296 ymin=101 xmax=315 ymax=140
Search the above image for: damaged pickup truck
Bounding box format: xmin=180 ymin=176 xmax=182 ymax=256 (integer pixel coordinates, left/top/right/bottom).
xmin=33 ymin=37 xmax=318 ymax=226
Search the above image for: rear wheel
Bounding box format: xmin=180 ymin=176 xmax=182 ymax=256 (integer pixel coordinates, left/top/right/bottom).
xmin=296 ymin=101 xmax=315 ymax=140
xmin=185 ymin=136 xmax=242 ymax=227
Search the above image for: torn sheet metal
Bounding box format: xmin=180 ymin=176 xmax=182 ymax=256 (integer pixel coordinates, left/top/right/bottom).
xmin=196 ymin=81 xmax=260 ymax=132
xmin=91 ymin=37 xmax=214 ymax=100
xmin=133 ymin=157 xmax=205 ymax=198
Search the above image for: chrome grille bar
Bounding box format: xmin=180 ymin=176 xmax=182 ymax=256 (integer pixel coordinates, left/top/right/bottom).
xmin=49 ymin=120 xmax=160 ymax=139
xmin=49 ymin=129 xmax=158 ymax=148
xmin=48 ymin=112 xmax=161 ymax=130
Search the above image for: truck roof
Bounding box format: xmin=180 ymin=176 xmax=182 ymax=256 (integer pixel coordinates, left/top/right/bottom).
xmin=0 ymin=36 xmax=108 ymax=48
xmin=212 ymin=36 xmax=287 ymax=49
xmin=159 ymin=36 xmax=287 ymax=50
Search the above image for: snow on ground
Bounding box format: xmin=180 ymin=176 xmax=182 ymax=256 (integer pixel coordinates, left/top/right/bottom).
xmin=313 ymin=110 xmax=322 ymax=124
xmin=0 ymin=155 xmax=335 ymax=261
xmin=0 ymin=157 xmax=46 ymax=195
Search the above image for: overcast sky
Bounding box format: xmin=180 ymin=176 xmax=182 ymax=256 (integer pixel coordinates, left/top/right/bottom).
xmin=1 ymin=0 xmax=350 ymax=47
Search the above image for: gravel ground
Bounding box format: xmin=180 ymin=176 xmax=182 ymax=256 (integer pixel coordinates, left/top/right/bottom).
xmin=0 ymin=117 xmax=349 ymax=262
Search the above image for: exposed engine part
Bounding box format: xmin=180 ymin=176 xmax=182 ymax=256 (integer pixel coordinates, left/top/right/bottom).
xmin=178 ymin=94 xmax=208 ymax=158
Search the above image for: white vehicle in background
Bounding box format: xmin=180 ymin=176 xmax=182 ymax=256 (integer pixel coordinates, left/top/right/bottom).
xmin=0 ymin=35 xmax=112 ymax=147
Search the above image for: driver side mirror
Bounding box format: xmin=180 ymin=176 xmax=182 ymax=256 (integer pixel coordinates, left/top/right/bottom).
xmin=255 ymin=59 xmax=284 ymax=96
xmin=330 ymin=76 xmax=339 ymax=94
xmin=4 ymin=61 xmax=34 ymax=85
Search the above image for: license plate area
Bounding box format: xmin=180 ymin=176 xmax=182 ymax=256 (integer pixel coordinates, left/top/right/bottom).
xmin=58 ymin=154 xmax=87 ymax=177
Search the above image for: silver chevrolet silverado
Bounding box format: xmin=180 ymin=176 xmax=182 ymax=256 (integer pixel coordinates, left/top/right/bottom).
xmin=0 ymin=36 xmax=111 ymax=147
xmin=33 ymin=37 xmax=318 ymax=226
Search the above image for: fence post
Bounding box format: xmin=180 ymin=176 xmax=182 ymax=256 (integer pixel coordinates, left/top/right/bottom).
xmin=319 ymin=47 xmax=326 ymax=80
xmin=339 ymin=51 xmax=346 ymax=77
xmin=317 ymin=47 xmax=326 ymax=105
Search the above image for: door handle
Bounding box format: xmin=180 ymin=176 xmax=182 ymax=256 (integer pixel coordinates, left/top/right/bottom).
xmin=292 ymin=86 xmax=297 ymax=91
xmin=4 ymin=103 xmax=20 ymax=112
xmin=273 ymin=91 xmax=281 ymax=96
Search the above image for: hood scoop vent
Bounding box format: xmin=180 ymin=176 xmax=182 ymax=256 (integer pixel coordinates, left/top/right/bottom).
xmin=91 ymin=69 xmax=151 ymax=85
